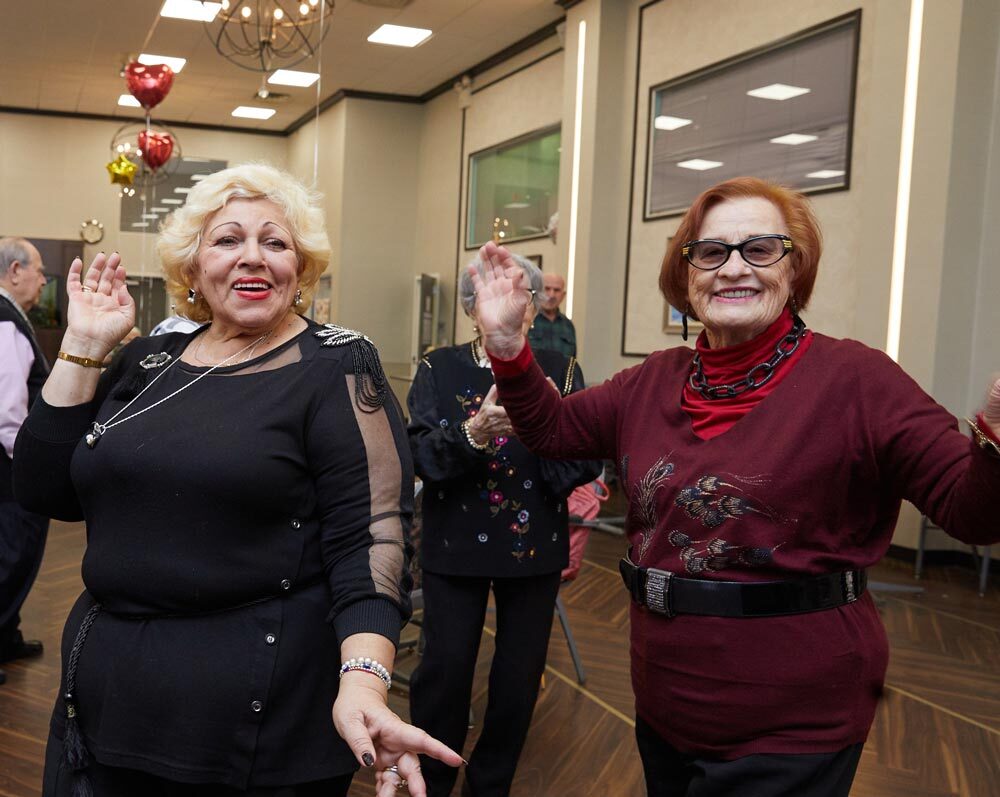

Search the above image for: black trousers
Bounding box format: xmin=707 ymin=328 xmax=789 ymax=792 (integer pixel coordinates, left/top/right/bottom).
xmin=42 ymin=730 xmax=354 ymax=797
xmin=410 ymin=570 xmax=562 ymax=797
xmin=635 ymin=716 xmax=863 ymax=797
xmin=0 ymin=501 xmax=49 ymax=651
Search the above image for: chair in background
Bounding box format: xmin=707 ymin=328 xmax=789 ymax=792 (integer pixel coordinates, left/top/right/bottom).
xmin=915 ymin=516 xmax=992 ymax=597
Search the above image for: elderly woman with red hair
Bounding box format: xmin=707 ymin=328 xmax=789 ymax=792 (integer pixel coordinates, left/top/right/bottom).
xmin=468 ymin=177 xmax=1000 ymax=796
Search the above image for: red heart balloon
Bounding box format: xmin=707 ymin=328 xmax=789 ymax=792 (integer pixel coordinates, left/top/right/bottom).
xmin=125 ymin=62 xmax=174 ymax=110
xmin=138 ymin=130 xmax=174 ymax=171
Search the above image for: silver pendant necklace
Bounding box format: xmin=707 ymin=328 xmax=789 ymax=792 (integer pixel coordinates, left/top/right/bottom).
xmin=85 ymin=330 xmax=271 ymax=449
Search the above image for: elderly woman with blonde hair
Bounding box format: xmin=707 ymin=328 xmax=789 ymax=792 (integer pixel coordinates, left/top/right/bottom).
xmin=13 ymin=162 xmax=460 ymax=797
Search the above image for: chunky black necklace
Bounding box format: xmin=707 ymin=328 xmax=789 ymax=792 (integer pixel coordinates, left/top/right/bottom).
xmin=688 ymin=315 xmax=807 ymax=400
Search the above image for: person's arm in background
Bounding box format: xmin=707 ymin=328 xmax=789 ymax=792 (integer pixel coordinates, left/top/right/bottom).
xmin=0 ymin=323 xmax=33 ymax=459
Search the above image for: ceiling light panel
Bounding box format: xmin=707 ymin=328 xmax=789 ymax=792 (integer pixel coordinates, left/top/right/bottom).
xmin=160 ymin=0 xmax=222 ymax=22
xmin=232 ymin=106 xmax=277 ymax=119
xmin=654 ymin=115 xmax=692 ymax=131
xmin=770 ymin=133 xmax=818 ymax=146
xmin=367 ymin=24 xmax=433 ymax=47
xmin=677 ymin=159 xmax=723 ymax=171
xmin=806 ymin=170 xmax=846 ymax=179
xmin=268 ymin=69 xmax=321 ymax=87
xmin=746 ymin=83 xmax=811 ymax=101
xmin=138 ymin=53 xmax=188 ymax=73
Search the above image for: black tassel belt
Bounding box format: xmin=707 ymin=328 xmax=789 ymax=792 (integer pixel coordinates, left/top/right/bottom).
xmin=619 ymin=555 xmax=866 ymax=618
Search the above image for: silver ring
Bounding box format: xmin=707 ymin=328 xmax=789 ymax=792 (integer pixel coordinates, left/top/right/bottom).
xmin=382 ymin=765 xmax=407 ymax=790
xmin=82 ymin=285 xmax=94 ymax=293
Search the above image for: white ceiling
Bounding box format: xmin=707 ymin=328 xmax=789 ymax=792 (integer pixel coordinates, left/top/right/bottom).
xmin=0 ymin=0 xmax=566 ymax=133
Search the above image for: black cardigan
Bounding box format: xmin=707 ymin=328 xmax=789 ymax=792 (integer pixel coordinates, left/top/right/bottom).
xmin=407 ymin=343 xmax=602 ymax=578
xmin=13 ymin=320 xmax=412 ymax=787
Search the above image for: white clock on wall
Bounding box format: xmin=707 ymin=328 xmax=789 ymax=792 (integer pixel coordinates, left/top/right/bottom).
xmin=80 ymin=218 xmax=105 ymax=245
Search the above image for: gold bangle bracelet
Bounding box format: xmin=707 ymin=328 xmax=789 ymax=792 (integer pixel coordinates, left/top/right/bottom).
xmin=57 ymin=351 xmax=105 ymax=369
xmin=966 ymin=416 xmax=1000 ymax=459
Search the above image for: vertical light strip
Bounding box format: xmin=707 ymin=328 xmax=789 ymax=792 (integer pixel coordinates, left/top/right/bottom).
xmin=886 ymin=0 xmax=925 ymax=361
xmin=565 ymin=19 xmax=587 ymax=319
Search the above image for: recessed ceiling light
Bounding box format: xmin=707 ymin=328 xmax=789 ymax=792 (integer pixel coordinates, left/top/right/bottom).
xmin=162 ymin=198 xmax=184 ymax=204
xmin=367 ymin=24 xmax=432 ymax=47
xmin=770 ymin=133 xmax=818 ymax=146
xmin=806 ymin=169 xmax=846 ymax=179
xmin=138 ymin=53 xmax=187 ymax=73
xmin=232 ymin=106 xmax=276 ymax=119
xmin=142 ymin=213 xmax=160 ymax=219
xmin=118 ymin=94 xmax=141 ymax=107
xmin=131 ymin=222 xmax=150 ymax=228
xmin=174 ymin=187 xmax=192 ymax=194
xmin=654 ymin=115 xmax=692 ymax=131
xmin=746 ymin=83 xmax=810 ymax=101
xmin=190 ymin=174 xmax=209 ymax=181
xmin=160 ymin=0 xmax=222 ymax=22
xmin=152 ymin=207 xmax=170 ymax=212
xmin=677 ymin=159 xmax=723 ymax=171
xmin=268 ymin=69 xmax=321 ymax=87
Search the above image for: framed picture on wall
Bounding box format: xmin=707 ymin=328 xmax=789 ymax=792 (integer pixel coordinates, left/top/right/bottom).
xmin=466 ymin=125 xmax=561 ymax=249
xmin=525 ymin=255 xmax=543 ymax=270
xmin=663 ymin=302 xmax=703 ymax=337
xmin=644 ymin=11 xmax=861 ymax=219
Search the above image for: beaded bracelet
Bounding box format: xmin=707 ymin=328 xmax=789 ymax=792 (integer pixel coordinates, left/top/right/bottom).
xmin=461 ymin=418 xmax=491 ymax=452
xmin=339 ymin=657 xmax=392 ymax=690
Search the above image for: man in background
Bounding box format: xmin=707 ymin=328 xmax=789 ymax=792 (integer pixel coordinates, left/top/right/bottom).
xmin=527 ymin=272 xmax=577 ymax=358
xmin=0 ymin=237 xmax=50 ymax=685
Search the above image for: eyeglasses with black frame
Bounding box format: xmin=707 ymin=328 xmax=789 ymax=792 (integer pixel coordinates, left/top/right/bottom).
xmin=682 ymin=234 xmax=793 ymax=271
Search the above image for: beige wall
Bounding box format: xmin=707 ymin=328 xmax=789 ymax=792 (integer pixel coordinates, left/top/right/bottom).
xmin=0 ymin=112 xmax=287 ymax=280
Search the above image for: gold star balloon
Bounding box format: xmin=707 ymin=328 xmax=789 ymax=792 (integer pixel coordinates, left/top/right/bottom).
xmin=106 ymin=153 xmax=138 ymax=186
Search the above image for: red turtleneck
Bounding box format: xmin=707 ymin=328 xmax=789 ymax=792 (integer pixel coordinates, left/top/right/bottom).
xmin=681 ymin=307 xmax=813 ymax=440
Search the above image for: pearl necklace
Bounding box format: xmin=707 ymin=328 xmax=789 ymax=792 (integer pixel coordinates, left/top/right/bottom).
xmin=84 ymin=330 xmax=272 ymax=449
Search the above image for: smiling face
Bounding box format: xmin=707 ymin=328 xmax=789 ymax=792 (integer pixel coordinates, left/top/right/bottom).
xmin=687 ymin=196 xmax=793 ymax=348
xmin=192 ymin=198 xmax=301 ymax=335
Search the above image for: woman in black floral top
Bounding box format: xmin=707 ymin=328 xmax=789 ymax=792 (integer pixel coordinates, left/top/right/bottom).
xmin=407 ymin=255 xmax=601 ymax=797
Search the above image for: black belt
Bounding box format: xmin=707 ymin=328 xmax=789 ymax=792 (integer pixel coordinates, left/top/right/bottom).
xmin=619 ymin=555 xmax=866 ymax=618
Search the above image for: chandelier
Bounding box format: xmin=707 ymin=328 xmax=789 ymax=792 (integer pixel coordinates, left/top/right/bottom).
xmin=205 ymin=0 xmax=334 ymax=72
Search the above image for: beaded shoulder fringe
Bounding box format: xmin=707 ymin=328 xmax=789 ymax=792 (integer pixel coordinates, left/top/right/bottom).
xmin=314 ymin=324 xmax=388 ymax=412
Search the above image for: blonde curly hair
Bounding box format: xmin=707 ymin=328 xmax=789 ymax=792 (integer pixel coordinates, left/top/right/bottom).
xmin=157 ymin=162 xmax=331 ymax=323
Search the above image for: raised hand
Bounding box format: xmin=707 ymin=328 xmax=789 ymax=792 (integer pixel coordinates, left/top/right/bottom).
xmin=981 ymin=376 xmax=1000 ymax=438
xmin=470 ymin=241 xmax=531 ymax=359
xmin=64 ymin=252 xmax=136 ymax=360
xmin=466 ymin=384 xmax=514 ymax=445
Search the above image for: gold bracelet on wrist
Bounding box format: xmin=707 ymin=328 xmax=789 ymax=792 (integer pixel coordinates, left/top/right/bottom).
xmin=461 ymin=418 xmax=491 ymax=452
xmin=966 ymin=417 xmax=1000 ymax=459
xmin=57 ymin=351 xmax=105 ymax=369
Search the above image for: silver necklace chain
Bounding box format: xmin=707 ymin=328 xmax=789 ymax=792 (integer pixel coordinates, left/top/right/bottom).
xmin=85 ymin=331 xmax=271 ymax=449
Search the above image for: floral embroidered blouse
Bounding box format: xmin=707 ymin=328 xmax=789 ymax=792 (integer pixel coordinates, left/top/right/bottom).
xmin=407 ymin=343 xmax=602 ymax=579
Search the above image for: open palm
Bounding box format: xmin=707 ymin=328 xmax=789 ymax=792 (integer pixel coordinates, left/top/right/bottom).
xmin=66 ymin=252 xmax=136 ymax=355
xmin=471 ymin=242 xmax=530 ymax=358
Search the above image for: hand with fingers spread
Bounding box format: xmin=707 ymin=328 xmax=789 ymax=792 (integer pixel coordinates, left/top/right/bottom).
xmin=469 ymin=241 xmax=533 ymax=360
xmin=465 ymin=384 xmax=513 ymax=447
xmin=979 ymin=376 xmax=1000 ymax=444
xmin=333 ymin=676 xmax=462 ymax=797
xmin=64 ymin=252 xmax=136 ymax=361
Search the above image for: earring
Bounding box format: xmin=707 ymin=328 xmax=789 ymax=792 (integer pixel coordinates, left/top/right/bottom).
xmin=681 ymin=305 xmax=690 ymax=342
xmin=187 ymin=288 xmax=197 ymax=305
xmin=293 ymin=289 xmax=303 ymax=307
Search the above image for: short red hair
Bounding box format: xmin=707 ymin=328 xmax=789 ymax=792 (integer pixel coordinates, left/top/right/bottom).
xmin=659 ymin=177 xmax=822 ymax=320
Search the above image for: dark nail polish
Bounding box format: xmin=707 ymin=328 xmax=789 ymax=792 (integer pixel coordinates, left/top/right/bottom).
xmin=362 ymin=752 xmax=375 ymax=767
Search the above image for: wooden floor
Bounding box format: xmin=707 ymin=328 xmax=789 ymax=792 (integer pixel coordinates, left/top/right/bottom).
xmin=1 ymin=515 xmax=997 ymax=796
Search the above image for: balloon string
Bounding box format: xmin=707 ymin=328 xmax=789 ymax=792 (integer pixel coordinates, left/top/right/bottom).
xmin=312 ymin=0 xmax=326 ymax=188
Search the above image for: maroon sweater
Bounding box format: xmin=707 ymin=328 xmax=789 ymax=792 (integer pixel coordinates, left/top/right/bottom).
xmin=493 ymin=334 xmax=1000 ymax=758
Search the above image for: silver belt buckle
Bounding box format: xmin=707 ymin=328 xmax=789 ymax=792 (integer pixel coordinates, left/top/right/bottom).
xmin=645 ymin=567 xmax=674 ymax=617
xmin=843 ymin=570 xmax=858 ymax=603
